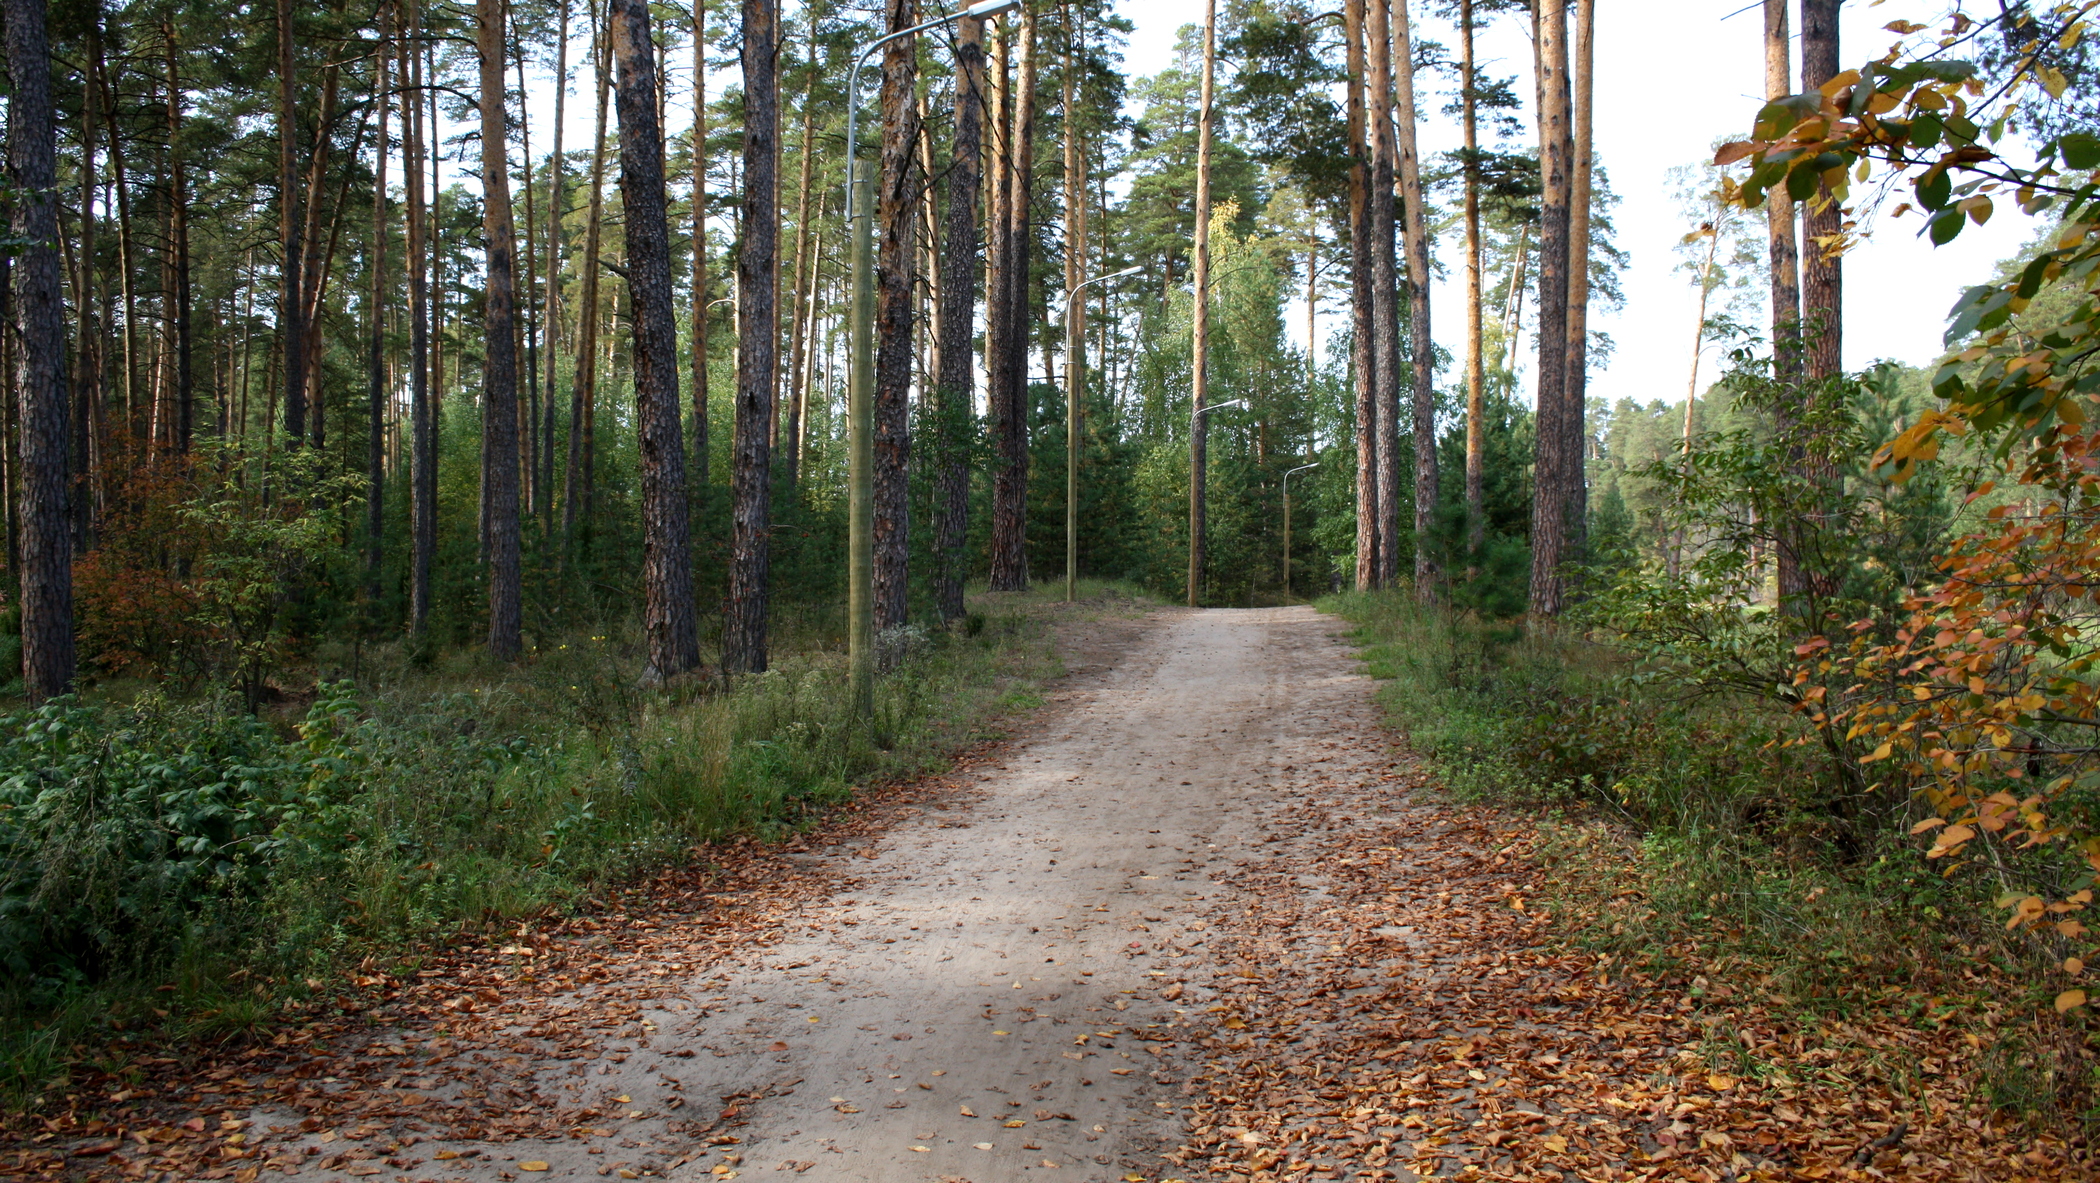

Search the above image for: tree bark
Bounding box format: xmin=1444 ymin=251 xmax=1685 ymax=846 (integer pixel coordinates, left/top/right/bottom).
xmin=368 ymin=1 xmax=391 ymax=609
xmin=73 ymin=17 xmax=100 ymax=549
xmin=1765 ymin=0 xmax=1806 ymax=607
xmin=543 ymin=0 xmax=568 ymax=534
xmin=1800 ymin=0 xmax=1841 ymax=378
xmin=1763 ymin=0 xmax=1802 ymax=375
xmin=1460 ymin=0 xmax=1485 ymax=567
xmin=1526 ymin=0 xmax=1574 ymax=617
xmin=1392 ymin=0 xmax=1437 ymax=601
xmin=612 ymin=0 xmax=701 ymax=681
xmin=691 ymin=0 xmax=711 ymax=488
xmin=1345 ymin=0 xmax=1377 ymax=593
xmin=1564 ymin=0 xmax=1593 ymax=568
xmin=988 ymin=11 xmax=1036 ymax=592
xmin=874 ymin=0 xmax=920 ymax=637
xmin=404 ymin=6 xmax=435 ymax=634
xmin=564 ymin=18 xmax=612 ymax=556
xmin=1187 ymin=0 xmax=1218 ymax=606
xmin=1366 ymin=0 xmax=1403 ymax=590
xmin=1062 ymin=2 xmax=1088 ymax=601
xmin=277 ymin=0 xmax=307 ymax=446
xmin=934 ymin=15 xmax=987 ymax=624
xmin=164 ymin=26 xmax=194 ymax=454
xmin=724 ymin=0 xmax=778 ymax=673
xmin=782 ymin=34 xmax=820 ymax=489
xmin=983 ymin=28 xmax=1013 ymax=588
xmin=479 ymin=0 xmax=524 ymax=659
xmin=9 ymin=0 xmax=73 ymax=699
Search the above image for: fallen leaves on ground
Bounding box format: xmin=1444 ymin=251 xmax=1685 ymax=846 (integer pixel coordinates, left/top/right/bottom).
xmin=0 ymin=745 xmax=1005 ymax=1182
xmin=1159 ymin=753 xmax=2086 ymax=1182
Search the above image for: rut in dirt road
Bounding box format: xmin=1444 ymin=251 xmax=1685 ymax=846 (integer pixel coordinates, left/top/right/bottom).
xmin=227 ymin=605 xmax=1396 ymax=1183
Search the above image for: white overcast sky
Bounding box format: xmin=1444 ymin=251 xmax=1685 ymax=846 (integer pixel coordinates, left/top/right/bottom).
xmin=512 ymin=0 xmax=2039 ymax=411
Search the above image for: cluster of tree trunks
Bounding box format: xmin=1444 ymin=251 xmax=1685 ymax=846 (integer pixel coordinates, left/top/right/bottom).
xmin=1343 ymin=0 xmax=1439 ymax=605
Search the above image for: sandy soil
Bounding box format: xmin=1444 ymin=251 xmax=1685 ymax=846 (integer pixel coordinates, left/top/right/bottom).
xmin=223 ymin=604 xmax=1388 ymax=1183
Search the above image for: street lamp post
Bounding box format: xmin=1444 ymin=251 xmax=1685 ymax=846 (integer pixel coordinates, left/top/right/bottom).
xmin=1281 ymin=461 xmax=1318 ymax=598
xmin=1062 ymin=264 xmax=1140 ymax=602
xmin=1186 ymin=396 xmax=1246 ymax=606
xmin=844 ymin=0 xmax=1021 ymax=719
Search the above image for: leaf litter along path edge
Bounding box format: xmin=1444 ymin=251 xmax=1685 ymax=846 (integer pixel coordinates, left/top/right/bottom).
xmin=12 ymin=605 xmax=2078 ymax=1183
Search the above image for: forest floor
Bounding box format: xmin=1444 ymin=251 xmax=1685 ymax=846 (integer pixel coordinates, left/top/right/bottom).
xmin=3 ymin=605 xmax=2081 ymax=1182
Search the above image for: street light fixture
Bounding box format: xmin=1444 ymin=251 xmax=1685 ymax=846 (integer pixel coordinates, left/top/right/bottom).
xmin=1062 ymin=263 xmax=1141 ymax=602
xmin=843 ymin=0 xmax=1022 ymax=720
xmin=1186 ymin=397 xmax=1246 ymax=605
xmin=1281 ymin=462 xmax=1319 ymax=598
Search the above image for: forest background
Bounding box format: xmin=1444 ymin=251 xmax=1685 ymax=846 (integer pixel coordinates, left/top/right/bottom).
xmin=4 ymin=0 xmax=2100 ymax=1144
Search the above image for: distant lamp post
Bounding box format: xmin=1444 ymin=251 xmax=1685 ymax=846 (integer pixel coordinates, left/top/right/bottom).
xmin=843 ymin=0 xmax=1023 ymax=719
xmin=1187 ymin=396 xmax=1246 ymax=605
xmin=1062 ymin=263 xmax=1141 ymax=602
xmin=1281 ymin=462 xmax=1319 ymax=598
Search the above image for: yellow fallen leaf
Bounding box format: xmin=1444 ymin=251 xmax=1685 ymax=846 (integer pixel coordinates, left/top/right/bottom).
xmin=911 ymin=1146 xmax=930 ymax=1153
xmin=1542 ymin=1135 xmax=1567 ymax=1154
xmin=959 ymin=1105 xmax=977 ymax=1117
xmin=434 ymin=1150 xmax=462 ymax=1160
xmin=2058 ymin=988 xmax=2088 ymax=1013
xmin=1707 ymin=1073 xmax=1737 ymax=1091
xmin=1004 ymin=1119 xmax=1027 ymax=1128
xmin=973 ymin=1142 xmax=994 ymax=1150
xmin=615 ymin=1095 xmax=631 ymax=1104
xmin=993 ymin=1030 xmax=1010 ymax=1035
xmin=520 ymin=1164 xmax=550 ymax=1173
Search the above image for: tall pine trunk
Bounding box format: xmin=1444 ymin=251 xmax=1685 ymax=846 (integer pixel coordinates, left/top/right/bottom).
xmin=1460 ymin=0 xmax=1485 ymax=567
xmin=404 ymin=8 xmax=435 ymax=634
xmin=479 ymin=0 xmax=524 ymax=659
xmin=368 ymin=1 xmax=391 ymax=608
xmin=934 ymin=15 xmax=987 ymax=624
xmin=988 ymin=12 xmax=1036 ymax=592
xmin=277 ymin=0 xmax=306 ymax=445
xmin=1393 ymin=0 xmax=1437 ymax=601
xmin=1187 ymin=0 xmax=1217 ymax=606
xmin=782 ymin=33 xmax=821 ymax=489
xmin=691 ymin=1 xmax=710 ymax=488
xmin=1061 ymin=2 xmax=1088 ymax=600
xmin=1345 ymin=0 xmax=1377 ymax=592
xmin=724 ymin=0 xmax=778 ymax=673
xmin=1526 ymin=0 xmax=1574 ymax=617
xmin=1365 ymin=0 xmax=1402 ymax=589
xmin=9 ymin=0 xmax=74 ymax=699
xmin=1800 ymin=0 xmax=1841 ymax=380
xmin=543 ymin=0 xmax=567 ymax=534
xmin=163 ymin=28 xmax=194 ymax=453
xmin=564 ymin=20 xmax=612 ymax=556
xmin=1765 ymin=0 xmax=1806 ymax=606
xmin=612 ymin=0 xmax=701 ymax=681
xmin=873 ymin=0 xmax=919 ymax=637
xmin=1564 ymin=0 xmax=1593 ymax=568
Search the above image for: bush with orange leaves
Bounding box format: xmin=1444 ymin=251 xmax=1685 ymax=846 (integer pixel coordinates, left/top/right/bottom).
xmin=1730 ymin=3 xmax=2100 ymax=1013
xmin=1799 ymin=429 xmax=2100 ymax=1015
xmin=69 ymin=446 xmax=358 ymax=705
xmin=72 ymin=452 xmax=214 ymax=683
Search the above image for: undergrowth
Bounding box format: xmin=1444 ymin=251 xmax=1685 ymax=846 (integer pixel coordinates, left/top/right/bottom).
xmin=1324 ymin=589 xmax=2100 ymax=1131
xmin=0 ymin=583 xmax=1131 ymax=1110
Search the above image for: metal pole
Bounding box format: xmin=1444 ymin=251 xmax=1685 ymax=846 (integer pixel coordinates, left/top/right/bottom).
xmin=1282 ymin=461 xmax=1318 ymax=598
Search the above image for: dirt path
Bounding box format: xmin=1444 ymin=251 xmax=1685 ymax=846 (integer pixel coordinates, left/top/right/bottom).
xmin=22 ymin=603 xmax=2055 ymax=1183
xmin=110 ymin=605 xmax=1374 ymax=1183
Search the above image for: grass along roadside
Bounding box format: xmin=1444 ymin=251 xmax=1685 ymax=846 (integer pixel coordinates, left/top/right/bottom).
xmin=1321 ymin=589 xmax=2100 ymax=1139
xmin=0 ymin=584 xmax=1149 ymax=1113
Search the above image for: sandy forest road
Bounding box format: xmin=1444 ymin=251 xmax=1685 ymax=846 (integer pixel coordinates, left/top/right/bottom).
xmin=193 ymin=604 xmax=1395 ymax=1183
